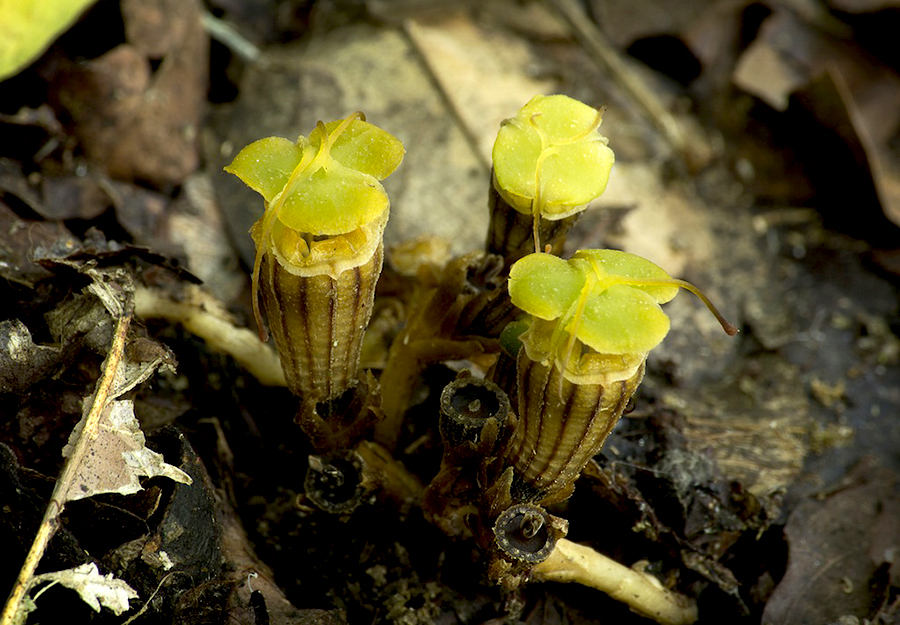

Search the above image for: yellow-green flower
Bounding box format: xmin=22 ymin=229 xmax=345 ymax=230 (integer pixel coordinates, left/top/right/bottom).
xmin=492 ymin=95 xmax=614 ymax=220
xmin=227 ymin=119 xmax=403 ymax=234
xmin=508 ymin=250 xmax=736 ymax=382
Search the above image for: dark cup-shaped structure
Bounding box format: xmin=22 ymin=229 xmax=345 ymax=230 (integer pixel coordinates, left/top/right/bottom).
xmin=439 ymin=377 xmax=511 ymax=454
xmin=304 ymin=452 xmax=364 ymax=514
xmin=492 ymin=503 xmax=556 ymax=564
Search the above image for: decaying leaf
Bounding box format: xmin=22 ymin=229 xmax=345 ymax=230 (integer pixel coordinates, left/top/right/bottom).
xmin=404 ymin=13 xmax=554 ymax=164
xmin=733 ymin=9 xmax=900 ymax=226
xmin=0 ymin=320 xmax=61 ymax=395
xmin=0 ymin=263 xmax=195 ymax=625
xmin=763 ymin=462 xmax=900 ymax=624
xmin=30 ymin=562 xmax=139 ymax=615
xmin=57 ymin=274 xmax=188 ymax=502
xmin=49 ymin=0 xmax=208 ymax=185
xmin=589 ymin=0 xmax=717 ymax=48
xmin=61 ymin=399 xmax=191 ymax=501
xmin=0 ymin=201 xmax=78 ymax=288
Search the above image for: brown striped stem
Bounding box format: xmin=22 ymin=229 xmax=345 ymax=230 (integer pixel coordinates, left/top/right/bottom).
xmin=259 ymin=242 xmax=383 ymax=402
xmin=504 ymin=349 xmax=645 ymax=504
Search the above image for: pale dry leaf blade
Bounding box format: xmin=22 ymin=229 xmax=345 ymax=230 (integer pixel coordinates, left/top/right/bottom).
xmin=30 ymin=563 xmax=138 ymax=615
xmin=0 ymin=319 xmax=61 ymax=395
xmin=84 ymin=267 xmax=135 ymax=318
xmin=123 ymin=445 xmax=194 ymax=484
xmin=114 ymin=353 xmax=176 ymax=399
xmin=404 ymin=14 xmax=554 ymax=165
xmin=61 ymin=399 xmax=191 ymax=502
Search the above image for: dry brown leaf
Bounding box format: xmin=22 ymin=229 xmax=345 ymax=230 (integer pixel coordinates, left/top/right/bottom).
xmin=58 ymin=313 xmax=187 ymax=502
xmin=826 ymin=0 xmax=900 ymax=11
xmin=50 ymin=0 xmax=207 ymax=185
xmin=60 ymin=399 xmax=190 ymax=501
xmin=165 ymin=174 xmax=245 ymax=303
xmin=0 ymin=320 xmax=61 ymax=395
xmin=589 ymin=0 xmax=720 ymax=48
xmin=763 ymin=464 xmax=900 ymax=623
xmin=45 ymin=267 xmax=188 ymax=503
xmin=733 ymin=9 xmax=900 ymax=226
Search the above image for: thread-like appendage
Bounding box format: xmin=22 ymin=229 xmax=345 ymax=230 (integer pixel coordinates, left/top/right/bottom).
xmin=485 ymin=182 xmax=578 ymax=268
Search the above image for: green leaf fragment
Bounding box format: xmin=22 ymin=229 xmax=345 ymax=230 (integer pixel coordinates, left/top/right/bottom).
xmin=310 ymin=119 xmax=405 ymax=180
xmin=536 ymin=141 xmax=615 ymax=213
xmin=509 ymin=250 xmax=682 ymax=356
xmin=519 ymin=94 xmax=605 ymax=144
xmin=576 ymin=284 xmax=671 ymax=354
xmin=499 ymin=320 xmax=529 ymax=357
xmin=573 ymin=249 xmax=679 ymax=303
xmin=0 ymin=0 xmax=98 ymax=82
xmin=224 ymin=115 xmax=404 ymax=236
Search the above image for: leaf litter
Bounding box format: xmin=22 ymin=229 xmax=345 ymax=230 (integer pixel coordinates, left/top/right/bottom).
xmin=29 ymin=562 xmax=139 ymax=616
xmin=1 ymin=264 xmax=189 ymax=624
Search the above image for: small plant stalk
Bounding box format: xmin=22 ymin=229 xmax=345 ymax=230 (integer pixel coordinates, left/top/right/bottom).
xmin=532 ymin=538 xmax=699 ymax=625
xmin=501 ymin=249 xmax=736 ymax=505
xmin=486 ymin=178 xmax=580 ymax=267
xmin=224 ymin=113 xmax=405 ymax=404
xmin=423 ymin=377 xmax=512 ymax=536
